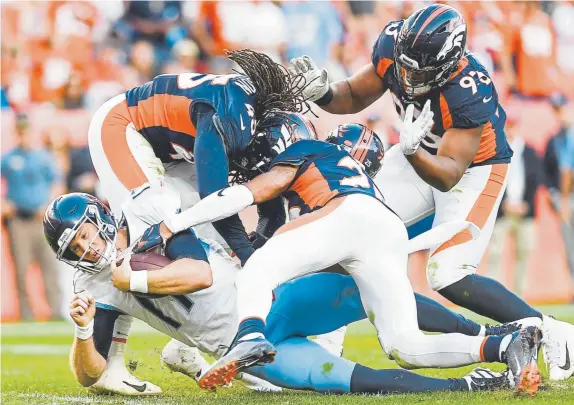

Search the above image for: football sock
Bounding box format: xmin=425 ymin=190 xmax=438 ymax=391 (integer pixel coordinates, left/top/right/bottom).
xmin=480 ymin=333 xmax=513 ymax=362
xmin=230 ymin=317 xmax=266 ymax=350
xmin=415 ymin=293 xmax=482 ymax=336
xmin=438 ymin=274 xmax=543 ymax=323
xmin=350 ymin=364 xmax=467 ymax=394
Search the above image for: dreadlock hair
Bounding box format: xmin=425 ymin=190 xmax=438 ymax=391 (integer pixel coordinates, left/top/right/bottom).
xmin=226 ymin=49 xmax=313 ymax=130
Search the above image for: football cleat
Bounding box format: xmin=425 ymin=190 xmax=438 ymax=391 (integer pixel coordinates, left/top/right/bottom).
xmin=542 ymin=316 xmax=574 ymax=381
xmin=198 ymin=338 xmax=276 ymax=391
xmin=89 ymin=363 xmax=162 ymax=396
xmin=485 ymin=322 xmax=523 ymax=337
xmin=485 ymin=317 xmax=542 ymax=337
xmin=502 ymin=326 xmax=542 ymax=396
xmin=160 ymin=339 xmax=210 ymax=383
xmin=463 ymin=367 xmax=510 ymax=391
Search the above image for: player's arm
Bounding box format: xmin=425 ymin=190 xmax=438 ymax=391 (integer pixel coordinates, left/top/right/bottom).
xmin=317 ymin=64 xmax=386 ymax=114
xmin=69 ymin=293 xmax=106 ymax=386
xmin=113 ymin=230 xmax=213 ymax=295
xmin=193 ymin=103 xmax=254 ymax=264
xmin=406 ymin=126 xmax=482 ymax=192
xmin=163 ymin=165 xmax=297 ymax=235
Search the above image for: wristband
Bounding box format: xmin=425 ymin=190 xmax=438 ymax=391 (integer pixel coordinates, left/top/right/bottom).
xmin=75 ymin=319 xmax=94 ymax=340
xmin=315 ymin=86 xmax=333 ymax=106
xmin=130 ymin=270 xmax=149 ymax=294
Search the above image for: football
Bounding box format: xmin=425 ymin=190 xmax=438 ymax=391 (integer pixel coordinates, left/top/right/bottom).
xmin=129 ymin=252 xmax=172 ymax=298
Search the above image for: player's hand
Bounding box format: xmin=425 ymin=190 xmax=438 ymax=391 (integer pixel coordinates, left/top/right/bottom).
xmin=400 ymin=100 xmax=434 ymax=156
xmin=134 ymin=222 xmax=173 ymax=254
xmin=288 ymin=56 xmax=330 ymax=102
xmin=111 ymin=256 xmax=132 ymax=292
xmin=69 ymin=292 xmax=96 ymax=327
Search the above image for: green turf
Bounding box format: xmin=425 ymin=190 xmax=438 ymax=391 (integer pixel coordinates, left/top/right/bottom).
xmin=2 ymin=305 xmax=574 ymax=404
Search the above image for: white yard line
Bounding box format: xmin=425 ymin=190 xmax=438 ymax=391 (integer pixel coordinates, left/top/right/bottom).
xmin=1 ymin=344 xmax=70 ymax=356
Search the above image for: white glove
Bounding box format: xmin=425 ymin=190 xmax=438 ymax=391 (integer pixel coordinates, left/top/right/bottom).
xmin=288 ymin=55 xmax=330 ymax=102
xmin=399 ymin=100 xmax=435 ymax=156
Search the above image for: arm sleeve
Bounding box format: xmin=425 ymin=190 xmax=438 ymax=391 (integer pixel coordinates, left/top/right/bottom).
xmin=165 ymin=229 xmax=208 ymax=263
xmin=193 ymin=104 xmax=254 ymax=264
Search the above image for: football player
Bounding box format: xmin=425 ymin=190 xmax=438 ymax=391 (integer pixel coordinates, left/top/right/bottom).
xmin=288 ymin=4 xmax=574 ymax=380
xmin=44 ymin=189 xmax=509 ymax=395
xmin=149 ymin=116 xmax=542 ymax=394
xmin=88 ymin=49 xmax=305 ymax=267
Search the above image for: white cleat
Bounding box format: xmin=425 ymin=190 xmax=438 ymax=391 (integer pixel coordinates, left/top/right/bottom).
xmin=542 ymin=315 xmax=574 ymax=381
xmin=161 ymin=339 xmax=210 ymax=383
xmin=89 ymin=363 xmax=162 ymax=396
xmin=235 ymin=372 xmax=283 ymax=393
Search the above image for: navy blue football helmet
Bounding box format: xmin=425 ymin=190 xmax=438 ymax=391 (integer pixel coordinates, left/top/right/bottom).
xmin=231 ymin=112 xmax=318 ymax=182
xmin=394 ymin=4 xmax=467 ymax=97
xmin=44 ymin=193 xmax=118 ymax=274
xmin=326 ymin=123 xmax=385 ymax=178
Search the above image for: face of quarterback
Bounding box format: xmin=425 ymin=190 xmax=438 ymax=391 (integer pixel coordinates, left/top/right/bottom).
xmin=68 ymin=222 xmax=106 ymax=263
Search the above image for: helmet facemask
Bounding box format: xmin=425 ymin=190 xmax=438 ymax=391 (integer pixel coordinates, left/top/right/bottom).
xmin=394 ymin=53 xmax=458 ymax=97
xmin=56 ymin=204 xmax=118 ymax=274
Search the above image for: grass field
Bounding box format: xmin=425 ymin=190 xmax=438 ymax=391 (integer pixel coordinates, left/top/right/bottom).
xmin=2 ymin=305 xmax=574 ymax=405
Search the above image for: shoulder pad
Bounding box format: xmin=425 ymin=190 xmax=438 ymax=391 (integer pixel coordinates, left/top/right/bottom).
xmin=372 ymin=20 xmax=402 ymax=79
xmin=441 ymin=56 xmax=497 ymax=128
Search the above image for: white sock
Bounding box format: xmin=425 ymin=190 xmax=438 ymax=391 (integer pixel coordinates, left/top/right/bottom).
xmin=239 ymin=333 xmax=264 ymax=342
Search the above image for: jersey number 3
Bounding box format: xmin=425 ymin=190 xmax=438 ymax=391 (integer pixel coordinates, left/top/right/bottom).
xmin=338 ymin=156 xmax=370 ymax=188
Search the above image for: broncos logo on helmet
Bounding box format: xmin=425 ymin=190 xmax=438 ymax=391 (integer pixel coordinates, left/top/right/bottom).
xmin=326 ymin=123 xmax=385 ymax=178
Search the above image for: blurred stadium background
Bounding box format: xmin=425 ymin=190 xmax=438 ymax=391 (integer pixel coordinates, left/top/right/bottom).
xmin=1 ymin=0 xmax=573 ymax=325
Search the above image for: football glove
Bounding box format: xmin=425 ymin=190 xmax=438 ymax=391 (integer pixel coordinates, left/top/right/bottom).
xmin=288 ymin=56 xmax=330 ymax=102
xmin=399 ymin=100 xmax=435 ymax=156
xmin=134 ymin=223 xmax=166 ymax=254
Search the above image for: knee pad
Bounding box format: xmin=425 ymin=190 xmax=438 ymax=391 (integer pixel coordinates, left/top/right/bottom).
xmin=426 ymin=254 xmax=476 ymax=291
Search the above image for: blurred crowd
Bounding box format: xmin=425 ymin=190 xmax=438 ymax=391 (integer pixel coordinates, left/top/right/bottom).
xmin=1 ymin=1 xmax=574 ymax=320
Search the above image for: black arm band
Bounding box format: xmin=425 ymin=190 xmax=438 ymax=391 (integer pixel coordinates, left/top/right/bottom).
xmin=314 ymin=86 xmax=333 ymax=106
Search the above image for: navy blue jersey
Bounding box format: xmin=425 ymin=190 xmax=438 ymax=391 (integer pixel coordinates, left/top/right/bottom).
xmin=372 ymin=21 xmax=512 ymax=166
xmin=125 ymin=73 xmax=258 ymax=163
xmin=270 ymin=140 xmax=382 ymax=215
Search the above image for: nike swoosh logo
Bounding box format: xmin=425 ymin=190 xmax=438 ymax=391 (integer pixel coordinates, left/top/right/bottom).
xmin=217 ymin=189 xmax=226 ymax=197
xmin=240 ymin=115 xmax=246 ymax=131
xmin=482 ymin=96 xmax=492 ymax=103
xmin=560 ymin=343 xmax=571 ymax=370
xmin=123 ymin=381 xmax=147 ymax=392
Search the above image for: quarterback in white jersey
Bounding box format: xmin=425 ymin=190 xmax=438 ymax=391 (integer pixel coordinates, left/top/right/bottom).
xmin=45 ymin=184 xmax=277 ymax=394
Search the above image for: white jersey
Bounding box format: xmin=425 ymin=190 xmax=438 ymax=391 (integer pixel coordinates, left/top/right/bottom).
xmin=74 ymin=184 xmax=240 ymax=358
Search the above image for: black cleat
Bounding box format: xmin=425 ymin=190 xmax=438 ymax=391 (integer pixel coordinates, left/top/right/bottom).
xmin=502 ymin=326 xmax=543 ymax=396
xmin=198 ymin=338 xmax=276 ymax=391
xmin=485 ymin=322 xmax=523 ymax=336
xmin=463 ymin=367 xmax=510 ymax=391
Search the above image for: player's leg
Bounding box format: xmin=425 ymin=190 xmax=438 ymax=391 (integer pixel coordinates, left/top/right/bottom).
xmin=87 ymin=93 xmax=165 ymax=217
xmin=428 ymin=164 xmax=543 ymax=322
xmin=199 ymin=200 xmax=363 ymax=389
xmin=373 ymin=144 xmax=435 ymax=226
xmin=248 ymin=337 xmax=505 ymax=394
xmin=341 ymin=195 xmax=542 ymax=392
